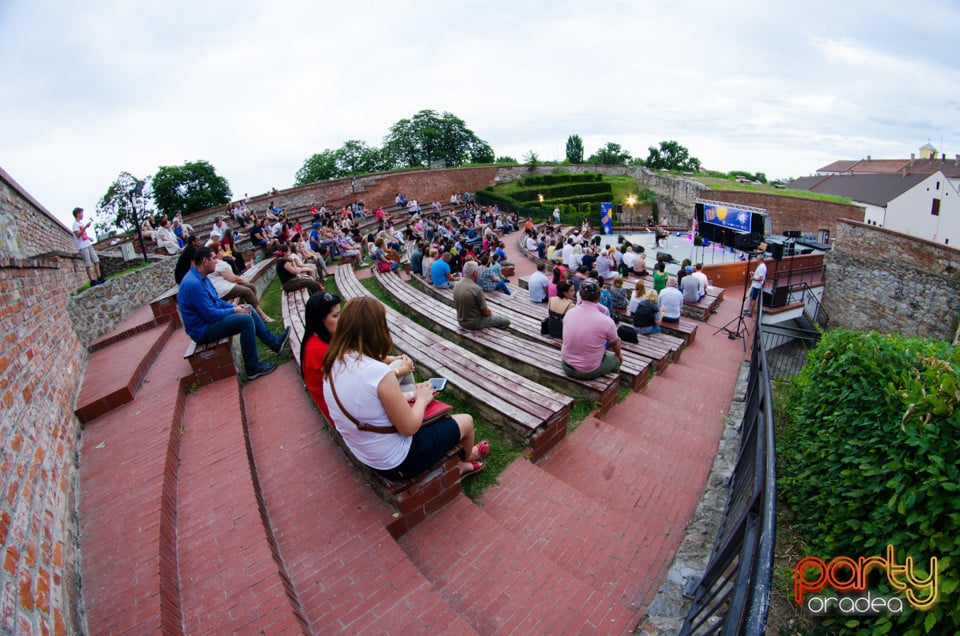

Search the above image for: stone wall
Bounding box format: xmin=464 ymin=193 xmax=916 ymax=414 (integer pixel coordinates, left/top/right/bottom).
xmin=66 ymin=257 xmax=177 ymax=348
xmin=824 ymin=220 xmax=960 ymax=339
xmin=0 ymin=167 xmax=76 ymax=260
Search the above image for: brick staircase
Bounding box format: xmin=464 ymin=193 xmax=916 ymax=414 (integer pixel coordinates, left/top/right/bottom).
xmin=74 ymin=268 xmax=747 ymax=634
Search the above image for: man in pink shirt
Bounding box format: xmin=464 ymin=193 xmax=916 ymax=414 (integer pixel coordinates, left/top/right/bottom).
xmin=560 ymin=278 xmax=622 ymax=380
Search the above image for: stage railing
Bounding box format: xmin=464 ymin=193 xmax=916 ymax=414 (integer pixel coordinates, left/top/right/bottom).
xmin=680 ymin=317 xmax=777 ymax=635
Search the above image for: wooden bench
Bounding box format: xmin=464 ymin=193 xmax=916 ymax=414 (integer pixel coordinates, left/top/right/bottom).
xmin=408 ymin=272 xmax=670 ymax=381
xmin=371 ymin=269 xmax=619 ymax=414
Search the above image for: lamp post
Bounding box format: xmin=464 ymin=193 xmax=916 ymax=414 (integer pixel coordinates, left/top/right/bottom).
xmin=130 ymin=180 xmax=148 ymax=263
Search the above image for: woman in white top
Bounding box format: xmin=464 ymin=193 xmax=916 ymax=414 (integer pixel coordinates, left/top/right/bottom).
xmin=208 ymin=247 xmax=275 ymax=322
xmin=322 ymin=297 xmax=487 ymax=479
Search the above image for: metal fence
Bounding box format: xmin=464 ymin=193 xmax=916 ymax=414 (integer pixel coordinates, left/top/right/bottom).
xmin=680 ymin=316 xmax=778 ymax=635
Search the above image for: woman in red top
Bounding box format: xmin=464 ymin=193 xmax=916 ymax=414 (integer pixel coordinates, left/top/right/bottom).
xmin=300 ymin=292 xmax=342 ymax=423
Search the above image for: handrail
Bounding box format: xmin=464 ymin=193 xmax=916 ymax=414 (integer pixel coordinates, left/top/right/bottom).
xmin=680 ymin=313 xmax=777 ymax=635
xmin=800 ymin=283 xmax=828 ymax=329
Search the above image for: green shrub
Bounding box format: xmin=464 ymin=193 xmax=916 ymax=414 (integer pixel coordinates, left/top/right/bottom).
xmin=780 ymin=329 xmax=960 ymax=634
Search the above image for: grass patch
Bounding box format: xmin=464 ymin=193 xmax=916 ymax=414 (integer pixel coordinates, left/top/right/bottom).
xmin=254 ymin=277 xmax=294 ymax=368
xmin=693 ymin=177 xmax=853 ymax=204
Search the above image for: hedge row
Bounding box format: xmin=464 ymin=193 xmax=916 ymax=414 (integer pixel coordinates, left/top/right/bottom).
xmin=511 ymin=181 xmax=613 ymax=202
xmin=518 ymin=173 xmax=602 ymax=187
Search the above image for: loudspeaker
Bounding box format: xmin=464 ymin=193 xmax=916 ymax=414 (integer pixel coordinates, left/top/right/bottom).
xmin=785 ymin=229 xmax=802 ymax=238
xmin=767 ymin=242 xmax=784 ymax=261
xmin=734 ymin=232 xmax=764 ymax=252
xmin=656 ymin=251 xmax=674 ymax=263
xmin=762 ymin=287 xmax=789 ymax=308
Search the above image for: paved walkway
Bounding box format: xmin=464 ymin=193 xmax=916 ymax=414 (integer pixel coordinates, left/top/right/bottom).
xmin=75 ymin=232 xmax=749 ymax=634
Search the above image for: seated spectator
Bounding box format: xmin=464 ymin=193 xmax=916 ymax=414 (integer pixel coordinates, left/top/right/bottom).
xmin=632 ymin=290 xmax=662 ymax=334
xmin=453 ymin=261 xmax=510 ymax=330
xmin=422 ymin=247 xmax=438 ymax=281
xmin=293 ymin=233 xmax=329 ymax=279
xmin=608 ymin=276 xmax=630 ymax=312
xmin=692 ymin=263 xmax=709 ymax=293
xmin=140 ymin=216 xmax=157 ymax=242
xmin=209 ymin=217 xmax=227 ymax=244
xmin=476 ymin=255 xmax=512 ymax=296
xmin=301 ymin=292 xmax=342 ymax=422
xmin=335 ymin=231 xmax=362 ymax=260
xmin=373 ymin=237 xmax=400 ymax=273
xmin=653 ymin=261 xmax=668 ymax=293
xmin=560 ymin=278 xmax=622 ymax=380
xmin=275 ymin=248 xmax=323 ymax=295
xmin=395 ymin=193 xmax=407 ymax=208
xmin=627 ymin=282 xmax=647 ymax=316
xmin=430 ymin=252 xmax=458 ymax=289
xmin=177 ymin=247 xmax=289 ymax=381
xmin=219 ymin=233 xmax=245 ymax=275
xmin=156 ymin=218 xmax=181 ymax=254
xmin=208 ymin=246 xmax=275 ymax=323
xmin=681 ymin=265 xmax=704 ymax=302
xmin=658 ymin=277 xmax=683 ymax=323
xmin=250 ymin=219 xmax=279 ymax=253
xmin=528 ymin=263 xmax=549 ymax=303
xmin=547 ymin=266 xmax=563 ymax=299
xmin=175 ymin=234 xmax=201 ymax=284
xmin=323 ymin=296 xmax=485 ymax=479
xmin=547 ymin=281 xmax=576 ymax=339
xmin=595 ymin=248 xmax=616 ymax=283
xmin=409 ymin=241 xmax=424 ymax=277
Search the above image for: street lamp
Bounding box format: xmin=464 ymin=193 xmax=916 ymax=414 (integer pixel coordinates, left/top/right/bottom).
xmin=130 ymin=180 xmax=148 ymax=263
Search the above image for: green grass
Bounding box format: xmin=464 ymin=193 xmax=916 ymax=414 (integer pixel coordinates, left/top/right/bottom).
xmin=693 ymin=177 xmax=853 ymax=204
xmin=254 ymin=277 xmax=294 ymax=369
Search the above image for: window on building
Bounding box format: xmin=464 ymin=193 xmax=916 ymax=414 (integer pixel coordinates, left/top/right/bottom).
xmin=931 ymin=198 xmax=941 ymax=216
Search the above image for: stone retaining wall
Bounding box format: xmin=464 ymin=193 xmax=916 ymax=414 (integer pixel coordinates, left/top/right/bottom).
xmin=66 ymin=257 xmax=177 ymax=348
xmin=824 ymin=220 xmax=960 ymax=339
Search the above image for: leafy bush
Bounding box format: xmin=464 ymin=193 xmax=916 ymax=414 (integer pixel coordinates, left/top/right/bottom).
xmin=780 ymin=329 xmax=959 ymax=634
xmin=520 ymin=173 xmax=601 ymax=186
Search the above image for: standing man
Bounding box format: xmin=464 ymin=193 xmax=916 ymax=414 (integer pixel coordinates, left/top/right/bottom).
xmin=560 ymin=279 xmax=622 ymax=380
xmin=72 ymin=207 xmax=105 ymax=286
xmin=744 ymin=257 xmax=767 ymax=317
xmin=528 ymin=263 xmax=550 ymax=303
xmin=178 ymin=247 xmax=290 ymax=381
xmin=453 ymin=261 xmax=510 ymax=330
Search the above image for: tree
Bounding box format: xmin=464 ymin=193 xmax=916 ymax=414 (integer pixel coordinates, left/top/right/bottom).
xmin=565 ymin=134 xmax=584 ymax=164
xmin=152 ymin=160 xmax=231 ymax=217
xmin=469 ymin=139 xmax=495 ymax=164
xmin=295 ymin=150 xmax=339 ymax=186
xmin=335 ymin=139 xmax=383 ymax=176
xmin=587 ymin=142 xmax=631 ymax=165
xmin=383 ymin=109 xmax=492 ymax=169
xmin=645 ymin=140 xmax=701 ymax=172
xmin=96 ymin=171 xmax=150 ymax=235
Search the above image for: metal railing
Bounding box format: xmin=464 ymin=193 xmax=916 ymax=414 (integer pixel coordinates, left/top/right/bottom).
xmin=800 ymin=283 xmax=828 ymax=330
xmin=680 ymin=316 xmax=777 ymax=635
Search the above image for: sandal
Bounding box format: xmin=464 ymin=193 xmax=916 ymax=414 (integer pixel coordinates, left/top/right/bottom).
xmin=475 ymin=440 xmax=491 ymax=459
xmin=461 ymin=460 xmax=484 ymax=479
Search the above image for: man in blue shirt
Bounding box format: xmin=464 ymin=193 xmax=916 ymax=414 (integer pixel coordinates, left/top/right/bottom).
xmin=430 ymin=252 xmax=458 ymax=289
xmin=178 ymin=247 xmax=290 ymax=380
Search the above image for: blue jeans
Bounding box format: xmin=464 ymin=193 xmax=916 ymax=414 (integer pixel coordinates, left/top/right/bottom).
xmin=200 ymin=307 xmax=280 ymax=373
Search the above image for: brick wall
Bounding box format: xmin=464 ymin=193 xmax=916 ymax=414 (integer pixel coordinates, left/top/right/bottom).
xmin=824 ymin=220 xmax=960 ymax=339
xmin=1 ymin=168 xmax=87 ymax=636
xmin=704 ymin=189 xmax=864 ymax=240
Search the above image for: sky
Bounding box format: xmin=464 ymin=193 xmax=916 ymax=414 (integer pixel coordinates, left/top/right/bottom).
xmin=2 ymin=0 xmax=959 ymax=231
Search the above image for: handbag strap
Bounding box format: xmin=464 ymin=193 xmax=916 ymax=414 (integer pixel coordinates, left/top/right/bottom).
xmin=329 ymin=372 xmax=398 ymax=435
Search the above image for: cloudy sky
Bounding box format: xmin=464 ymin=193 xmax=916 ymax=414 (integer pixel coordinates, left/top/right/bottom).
xmin=2 ymin=0 xmax=958 ymax=230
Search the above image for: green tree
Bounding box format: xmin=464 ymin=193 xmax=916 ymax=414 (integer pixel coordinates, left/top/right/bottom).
xmin=469 ymin=139 xmax=495 ymax=164
xmin=152 ymin=160 xmax=231 ymax=217
xmin=645 ymin=140 xmax=701 ymax=172
xmin=565 ymin=134 xmax=584 ymax=164
xmin=587 ymin=142 xmax=632 ymax=165
xmin=383 ymin=109 xmax=491 ymax=168
xmin=96 ymin=171 xmax=149 ymax=235
xmin=295 ymin=150 xmax=339 ymax=186
xmin=335 ymin=139 xmax=383 ymax=176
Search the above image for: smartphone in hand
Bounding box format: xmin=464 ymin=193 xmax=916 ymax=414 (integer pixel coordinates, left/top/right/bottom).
xmin=428 ymin=378 xmax=447 ymax=392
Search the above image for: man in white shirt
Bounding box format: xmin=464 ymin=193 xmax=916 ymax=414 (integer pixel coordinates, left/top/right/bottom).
xmin=561 ymin=238 xmax=575 ymax=268
xmin=692 ymin=263 xmax=709 ymax=294
xmin=745 ymin=259 xmax=767 ymax=317
xmin=72 ymin=207 xmax=104 ymax=285
xmin=528 ymin=263 xmax=550 ymax=303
